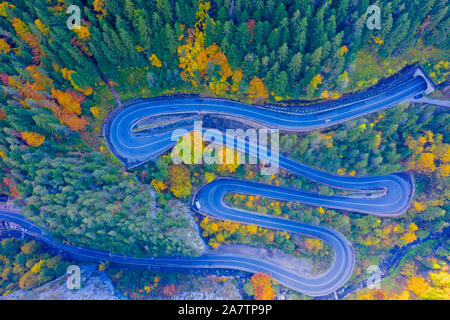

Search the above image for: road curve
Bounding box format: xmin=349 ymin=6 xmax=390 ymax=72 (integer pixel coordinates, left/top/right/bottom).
xmin=1 ymin=67 xmax=428 ymax=296
xmin=105 ymin=75 xmax=427 ymax=169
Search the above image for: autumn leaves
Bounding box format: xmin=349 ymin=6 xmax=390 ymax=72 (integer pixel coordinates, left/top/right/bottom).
xmin=0 ymin=4 xmax=96 ymax=148
xmin=406 ymin=130 xmax=450 ymax=178
xmin=177 ymin=0 xmax=268 ymax=102
xmin=6 ymin=64 xmax=89 ymax=146
xmin=246 ymin=273 xmax=278 ymax=300
xmin=20 ymin=132 xmax=45 ymax=147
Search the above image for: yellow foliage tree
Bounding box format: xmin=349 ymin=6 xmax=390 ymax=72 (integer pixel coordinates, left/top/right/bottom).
xmin=149 ymin=53 xmax=162 ymax=67
xmin=34 ymin=19 xmax=49 ymax=35
xmin=21 ymin=131 xmax=45 ymax=147
xmin=304 ymin=238 xmax=324 ymax=254
xmin=231 ymin=68 xmax=243 ymax=93
xmin=413 ymin=201 xmax=427 ymax=212
xmin=204 ymin=171 xmax=216 ymax=182
xmin=89 ymin=106 xmax=101 ymax=118
xmin=248 ymin=77 xmax=269 ymax=104
xmin=74 ymin=25 xmax=90 ymax=40
xmin=0 ymin=38 xmax=11 ymax=54
xmin=177 ymin=1 xmax=241 ymax=97
xmin=401 ymin=232 xmax=417 ymax=245
xmin=93 ymin=0 xmax=106 ymax=18
xmin=151 ymin=179 xmax=167 ymax=192
xmin=407 ymin=131 xmax=449 ymax=177
xmin=438 ymin=163 xmax=450 ymax=177
xmin=168 ymin=164 xmax=192 ymax=198
xmin=408 ymin=276 xmax=429 ymax=297
xmin=413 ymin=153 xmax=436 ymax=174
xmin=373 ymin=36 xmax=384 ymax=44
xmin=98 ymin=262 xmax=107 ymax=271
xmin=0 ymin=2 xmax=15 ymax=17
xmin=11 ymin=17 xmax=29 ymax=37
xmin=247 ymin=224 xmax=258 ymax=234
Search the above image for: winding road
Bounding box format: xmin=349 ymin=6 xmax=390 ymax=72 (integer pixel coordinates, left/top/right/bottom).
xmin=0 ymin=65 xmax=435 ymax=296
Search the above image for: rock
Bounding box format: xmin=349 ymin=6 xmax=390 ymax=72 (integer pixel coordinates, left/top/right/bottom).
xmin=167 ymin=200 xmax=207 ymax=255
xmin=168 ymin=277 xmax=241 ymax=300
xmin=1 ymin=264 xmax=126 ymax=300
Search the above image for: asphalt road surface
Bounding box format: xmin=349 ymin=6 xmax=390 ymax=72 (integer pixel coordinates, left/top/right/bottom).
xmin=0 ymin=67 xmax=430 ymax=296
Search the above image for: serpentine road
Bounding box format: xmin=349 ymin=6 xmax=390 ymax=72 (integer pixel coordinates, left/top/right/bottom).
xmin=0 ymin=66 xmax=432 ymax=296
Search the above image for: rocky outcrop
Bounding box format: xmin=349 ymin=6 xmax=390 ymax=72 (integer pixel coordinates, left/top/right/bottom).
xmin=167 ymin=277 xmax=242 ymax=300
xmin=1 ymin=264 xmax=125 ymax=300
xmin=167 ymin=200 xmax=207 ymax=256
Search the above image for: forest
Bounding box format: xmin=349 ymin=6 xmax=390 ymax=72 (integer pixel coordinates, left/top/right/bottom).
xmin=0 ymin=238 xmax=70 ymax=295
xmin=0 ymin=0 xmax=448 ymax=299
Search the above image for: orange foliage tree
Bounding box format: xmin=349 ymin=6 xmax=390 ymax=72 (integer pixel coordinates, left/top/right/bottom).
xmin=51 ymin=88 xmax=83 ymax=115
xmin=3 ymin=177 xmax=19 ymax=197
xmin=21 ymin=131 xmax=45 ymax=147
xmin=10 ymin=18 xmax=43 ymax=64
xmin=59 ymin=112 xmax=87 ymax=131
xmin=249 ymin=273 xmax=277 ymax=300
xmin=7 ymin=66 xmax=88 ymax=133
